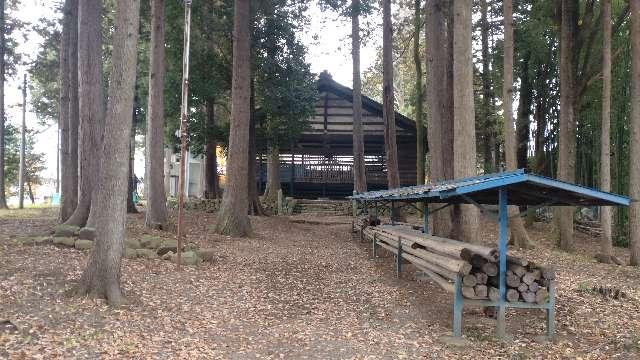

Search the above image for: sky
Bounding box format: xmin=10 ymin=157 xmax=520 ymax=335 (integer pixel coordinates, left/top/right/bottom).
xmin=10 ymin=0 xmax=381 ymax=191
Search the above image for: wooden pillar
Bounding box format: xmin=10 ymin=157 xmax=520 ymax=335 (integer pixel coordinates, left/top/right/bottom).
xmin=259 ymin=153 xmax=264 ymax=192
xmin=497 ymin=187 xmax=508 ymax=338
xmin=290 ymin=147 xmax=295 ymax=197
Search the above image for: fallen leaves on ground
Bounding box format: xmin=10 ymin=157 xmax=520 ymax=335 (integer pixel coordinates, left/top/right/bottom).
xmin=0 ymin=208 xmax=638 ymax=359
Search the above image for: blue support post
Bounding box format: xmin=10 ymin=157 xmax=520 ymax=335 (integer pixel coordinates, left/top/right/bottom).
xmin=546 ymin=280 xmax=556 ymax=339
xmin=352 ymin=191 xmax=358 ymax=217
xmin=396 ymin=237 xmax=403 ymax=277
xmin=453 ymin=274 xmax=463 ymax=337
xmin=423 ymin=201 xmax=429 ymax=234
xmin=372 ymin=232 xmax=378 ymax=258
xmin=391 ymin=202 xmax=396 ymax=226
xmin=497 ymin=187 xmax=508 ymax=338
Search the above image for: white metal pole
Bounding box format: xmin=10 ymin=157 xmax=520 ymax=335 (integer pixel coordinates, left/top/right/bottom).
xmin=18 ymin=74 xmax=26 ymax=208
xmin=176 ymin=0 xmax=193 ymax=270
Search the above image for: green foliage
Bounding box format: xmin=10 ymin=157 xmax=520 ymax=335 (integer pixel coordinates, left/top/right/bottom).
xmin=164 ymin=0 xmax=316 ymax=155
xmin=253 ymin=0 xmax=317 ymax=149
xmin=361 ymin=0 xmax=424 ymax=119
xmin=164 ymin=0 xmax=233 ymax=153
xmin=2 ymin=124 xmax=46 ymax=198
xmin=28 ymin=17 xmax=60 ymax=126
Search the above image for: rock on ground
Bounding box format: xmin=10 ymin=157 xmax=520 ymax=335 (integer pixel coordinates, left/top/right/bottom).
xmin=53 ymin=224 xmax=80 ymax=237
xmin=125 ymin=238 xmax=141 ymax=249
xmin=136 ymin=249 xmax=159 ymax=260
xmin=74 ymin=239 xmax=93 ymax=250
xmin=78 ymin=227 xmax=96 ymax=240
xmin=157 ymin=239 xmax=178 ymax=256
xmin=52 ymin=237 xmax=76 ymax=247
xmin=140 ymin=235 xmax=162 ymax=249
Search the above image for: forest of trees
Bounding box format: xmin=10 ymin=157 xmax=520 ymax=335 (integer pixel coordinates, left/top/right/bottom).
xmin=0 ymin=0 xmax=636 ymax=304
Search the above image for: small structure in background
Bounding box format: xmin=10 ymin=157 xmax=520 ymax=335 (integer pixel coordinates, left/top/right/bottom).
xmin=351 ymin=169 xmax=630 ymax=340
xmin=261 ymin=71 xmax=425 ymax=199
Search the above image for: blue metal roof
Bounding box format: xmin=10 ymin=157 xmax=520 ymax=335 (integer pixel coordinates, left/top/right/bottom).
xmin=349 ymin=169 xmax=631 ymax=207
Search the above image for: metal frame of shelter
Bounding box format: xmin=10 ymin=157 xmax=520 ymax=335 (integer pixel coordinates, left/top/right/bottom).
xmin=350 ymin=169 xmax=631 ymax=340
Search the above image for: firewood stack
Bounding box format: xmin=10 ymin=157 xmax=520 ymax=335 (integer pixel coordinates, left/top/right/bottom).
xmin=361 ymin=224 xmax=554 ymax=304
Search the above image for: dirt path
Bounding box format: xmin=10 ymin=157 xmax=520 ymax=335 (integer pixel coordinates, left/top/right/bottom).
xmin=1 ymin=209 xmax=639 ymax=358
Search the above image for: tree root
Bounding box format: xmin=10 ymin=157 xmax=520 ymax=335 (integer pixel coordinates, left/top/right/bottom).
xmin=69 ymin=281 xmax=129 ymax=307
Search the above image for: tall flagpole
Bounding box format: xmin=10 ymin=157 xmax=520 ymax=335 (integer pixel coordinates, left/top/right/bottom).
xmin=176 ymin=0 xmax=192 ymax=270
xmin=19 ymin=74 xmax=26 ymax=209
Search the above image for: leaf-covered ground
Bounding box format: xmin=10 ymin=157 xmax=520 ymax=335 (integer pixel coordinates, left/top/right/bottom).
xmin=1 ymin=208 xmax=639 ymax=359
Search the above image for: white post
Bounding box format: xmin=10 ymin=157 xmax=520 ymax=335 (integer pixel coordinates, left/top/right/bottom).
xmin=18 ymin=74 xmax=27 ymax=208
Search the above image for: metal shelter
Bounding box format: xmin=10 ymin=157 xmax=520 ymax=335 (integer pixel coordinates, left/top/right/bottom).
xmin=350 ymin=169 xmax=631 ymax=339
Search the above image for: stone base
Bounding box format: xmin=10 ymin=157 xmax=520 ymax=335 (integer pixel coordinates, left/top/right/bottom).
xmin=54 ymin=225 xmax=80 ymax=237
xmin=53 ymin=237 xmax=76 ymax=247
xmin=439 ymin=335 xmax=471 ymax=347
xmin=78 ymin=227 xmax=96 ymax=240
xmin=74 ymin=239 xmax=94 ymax=250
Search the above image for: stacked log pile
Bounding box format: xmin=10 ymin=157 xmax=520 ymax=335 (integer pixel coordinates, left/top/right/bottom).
xmin=574 ymin=218 xmax=602 ymax=237
xmin=361 ymin=224 xmax=554 ymax=304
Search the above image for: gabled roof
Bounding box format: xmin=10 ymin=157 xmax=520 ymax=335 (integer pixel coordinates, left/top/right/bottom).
xmin=317 ymin=71 xmax=419 ymax=132
xmin=350 ymin=169 xmax=631 ymax=207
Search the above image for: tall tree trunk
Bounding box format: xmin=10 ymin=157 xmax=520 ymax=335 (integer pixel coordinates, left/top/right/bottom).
xmin=426 ymin=0 xmax=451 ymax=236
xmin=444 ymin=0 xmax=454 ymax=183
xmin=598 ymin=0 xmax=613 ymax=263
xmin=263 ymin=146 xmax=280 ymax=203
xmin=0 ymin=0 xmax=6 ymax=209
xmin=127 ymin=113 xmax=138 ymax=214
xmin=247 ymin=78 xmax=264 ymax=215
xmin=503 ymin=0 xmax=533 ymax=249
xmin=215 ymin=0 xmax=252 ymax=237
xmin=533 ymin=65 xmax=548 ymax=176
xmin=27 ymin=181 xmax=34 ymax=204
xmin=144 ymin=0 xmax=168 ymax=229
xmin=68 ymin=0 xmax=79 ymax=215
xmin=516 ymin=52 xmax=532 ymax=170
xmin=352 ymin=0 xmax=367 ymax=194
xmin=75 ymin=0 xmax=140 ymax=306
xmin=382 ymin=0 xmax=401 ymax=221
xmin=629 ymin=0 xmax=640 ymax=266
xmin=18 ymin=74 xmax=26 ymax=209
xmin=65 ymin=0 xmax=103 ymax=228
xmin=557 ymin=0 xmax=577 ymax=251
xmin=413 ymin=0 xmax=424 ymax=186
xmin=164 ymin=148 xmax=172 ymax=195
xmin=58 ymin=0 xmax=74 ymax=220
xmin=203 ymin=98 xmax=219 ymax=199
xmin=451 ymin=0 xmax=478 ymax=243
xmin=480 ymin=0 xmax=495 ymax=173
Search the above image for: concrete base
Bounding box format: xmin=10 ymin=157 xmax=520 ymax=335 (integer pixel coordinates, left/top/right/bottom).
xmin=439 ymin=335 xmax=471 ymax=347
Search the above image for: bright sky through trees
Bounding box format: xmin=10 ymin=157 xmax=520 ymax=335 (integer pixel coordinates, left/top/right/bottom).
xmin=16 ymin=0 xmax=379 ymax=183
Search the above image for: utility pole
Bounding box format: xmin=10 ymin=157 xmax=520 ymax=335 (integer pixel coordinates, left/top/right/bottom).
xmin=176 ymin=0 xmax=192 ymax=270
xmin=18 ymin=74 xmax=26 ymax=209
xmin=56 ymin=129 xmax=60 ymax=193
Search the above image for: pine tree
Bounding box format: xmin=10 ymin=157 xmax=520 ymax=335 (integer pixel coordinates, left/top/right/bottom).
xmin=382 ymin=0 xmax=400 ymax=221
xmin=629 ymin=0 xmax=640 ymax=265
xmin=451 ymin=0 xmax=478 ymax=242
xmin=144 ymin=0 xmax=168 ymax=229
xmin=599 ymin=0 xmax=613 ymax=263
xmin=75 ymin=0 xmax=141 ymax=305
xmin=503 ymin=0 xmax=533 ymax=249
xmin=352 ymin=0 xmax=367 ymax=193
xmin=557 ymin=0 xmax=578 ymax=251
xmin=65 ymin=0 xmax=103 ymax=228
xmin=215 ymin=0 xmax=252 ymax=237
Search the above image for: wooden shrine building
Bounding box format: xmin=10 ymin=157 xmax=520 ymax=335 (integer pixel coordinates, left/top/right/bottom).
xmin=258 ymin=71 xmax=425 ymax=198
